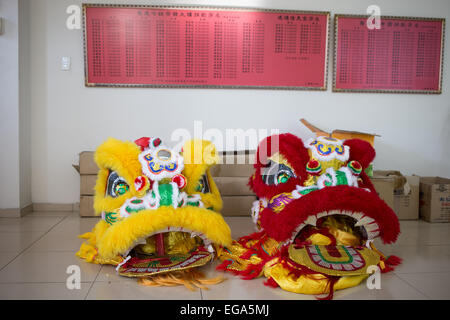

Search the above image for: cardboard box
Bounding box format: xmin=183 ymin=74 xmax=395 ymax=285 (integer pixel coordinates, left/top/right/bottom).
xmin=371 ymin=171 xmax=419 ymax=220
xmin=394 ymin=175 xmax=420 ymax=220
xmin=80 ymin=175 xmax=97 ymax=196
xmin=214 ymin=177 xmax=253 ymax=196
xmin=374 ymin=170 xmax=407 ymax=191
xmin=419 ymin=177 xmax=450 ymax=223
xmin=222 ymin=196 xmax=257 ymax=216
xmin=370 ymin=175 xmax=395 ymax=211
xmin=211 ymin=151 xmax=255 ymax=177
xmin=300 ymin=118 xmax=380 ymax=145
xmin=80 ymin=195 xmax=96 ymax=217
xmin=214 ymin=151 xmax=256 ymax=216
xmin=210 ymin=164 xmax=254 ymax=177
xmin=74 ymin=149 xmax=257 ymax=217
xmin=218 ymin=151 xmax=255 ymax=165
xmin=74 ymin=152 xmax=97 ymax=217
xmin=79 ymin=151 xmax=98 ymax=174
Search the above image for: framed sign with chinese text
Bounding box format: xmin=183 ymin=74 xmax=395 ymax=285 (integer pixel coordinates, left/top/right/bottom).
xmin=83 ymin=4 xmax=330 ymax=89
xmin=333 ymin=14 xmax=445 ymax=93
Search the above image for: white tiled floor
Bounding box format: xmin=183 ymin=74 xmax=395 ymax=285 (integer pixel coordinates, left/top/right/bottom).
xmin=0 ymin=212 xmax=449 ymax=300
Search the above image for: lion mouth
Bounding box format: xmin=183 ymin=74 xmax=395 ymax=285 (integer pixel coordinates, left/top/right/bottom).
xmin=124 ymin=228 xmax=215 ymax=256
xmin=117 ymin=228 xmax=215 ymax=277
xmin=289 ymin=210 xmax=380 ymax=246
xmin=260 ymin=185 xmax=400 ymax=245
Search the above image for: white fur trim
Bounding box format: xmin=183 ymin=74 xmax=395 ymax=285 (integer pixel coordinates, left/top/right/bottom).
xmin=317 ymin=168 xmax=337 ymax=189
xmin=251 ymin=200 xmax=260 ymax=224
xmin=365 ymin=239 xmax=374 ymax=249
xmin=292 ymin=185 xmax=318 ymax=198
xmin=338 ymin=166 xmax=359 ymax=187
xmin=120 ymin=196 xmax=154 ymax=218
xmin=326 ymin=167 xmax=338 ymax=185
xmin=291 ymin=190 xmax=302 ymax=199
xmin=251 ymin=198 xmax=268 ymax=225
xmin=115 ymin=255 xmax=131 ymax=272
xmin=152 ymin=181 xmax=161 ymax=203
xmin=170 ymin=182 xmax=180 ymax=208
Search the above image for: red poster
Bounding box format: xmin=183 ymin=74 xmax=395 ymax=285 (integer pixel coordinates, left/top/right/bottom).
xmin=83 ymin=5 xmax=329 ymax=89
xmin=334 ymin=15 xmax=444 ymax=93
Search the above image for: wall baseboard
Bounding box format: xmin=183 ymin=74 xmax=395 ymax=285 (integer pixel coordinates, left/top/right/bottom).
xmin=21 ymin=204 xmax=33 ymax=216
xmin=0 ymin=208 xmax=21 ymax=218
xmin=33 ymin=202 xmax=79 ymax=212
xmin=0 ymin=204 xmax=33 ymax=218
xmin=0 ymin=203 xmax=80 ymax=218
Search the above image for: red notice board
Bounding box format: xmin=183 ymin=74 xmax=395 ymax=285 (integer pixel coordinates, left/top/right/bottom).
xmin=83 ymin=4 xmax=330 ymax=89
xmin=333 ymin=15 xmax=445 ymax=93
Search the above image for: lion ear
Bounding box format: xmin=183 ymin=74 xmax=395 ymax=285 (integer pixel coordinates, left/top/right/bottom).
xmin=255 ymin=133 xmax=309 ymax=167
xmin=250 ymin=133 xmax=310 ymax=198
xmin=343 ymin=139 xmax=375 ymax=169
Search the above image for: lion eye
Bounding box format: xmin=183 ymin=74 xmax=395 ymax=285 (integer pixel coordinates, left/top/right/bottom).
xmin=114 ymin=182 xmax=129 ymax=196
xmin=106 ymin=171 xmax=129 ymax=198
xmin=195 ymin=174 xmax=210 ymax=193
xmin=261 ymin=161 xmax=296 ymax=186
xmin=277 ymin=172 xmax=291 ymax=184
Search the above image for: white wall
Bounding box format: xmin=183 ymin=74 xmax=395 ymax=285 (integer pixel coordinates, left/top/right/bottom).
xmin=26 ymin=0 xmax=450 ymax=205
xmin=0 ymin=0 xmax=20 ymax=209
xmin=19 ymin=0 xmax=31 ymax=209
xmin=0 ymin=0 xmax=32 ymax=211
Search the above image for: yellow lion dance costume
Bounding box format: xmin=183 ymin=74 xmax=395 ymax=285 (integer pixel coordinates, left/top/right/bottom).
xmin=77 ymin=137 xmax=231 ymax=290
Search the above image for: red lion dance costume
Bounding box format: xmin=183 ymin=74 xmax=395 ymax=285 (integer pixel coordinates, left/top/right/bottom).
xmin=217 ymin=133 xmax=401 ymax=299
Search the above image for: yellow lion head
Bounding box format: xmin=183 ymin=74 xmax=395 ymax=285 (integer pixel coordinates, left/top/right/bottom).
xmin=77 ymin=137 xmax=231 ymax=287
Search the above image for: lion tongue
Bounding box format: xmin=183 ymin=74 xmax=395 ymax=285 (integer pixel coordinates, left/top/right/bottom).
xmin=155 ymin=233 xmax=165 ymax=256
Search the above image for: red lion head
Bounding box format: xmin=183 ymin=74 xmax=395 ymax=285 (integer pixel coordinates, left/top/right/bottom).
xmin=218 ymin=133 xmax=401 ymax=299
xmin=249 ymin=133 xmax=400 ymax=245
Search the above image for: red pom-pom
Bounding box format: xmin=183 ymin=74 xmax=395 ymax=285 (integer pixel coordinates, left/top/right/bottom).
xmin=152 ymin=138 xmax=162 ymax=148
xmin=172 ymin=174 xmax=187 ymax=189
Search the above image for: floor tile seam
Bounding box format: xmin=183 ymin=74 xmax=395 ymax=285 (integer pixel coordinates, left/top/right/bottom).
xmin=395 ymin=270 xmax=450 ymax=275
xmin=84 ymin=265 xmax=104 ymax=300
xmin=0 ymin=215 xmax=69 ymax=272
xmin=393 ymin=273 xmax=433 ymax=299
